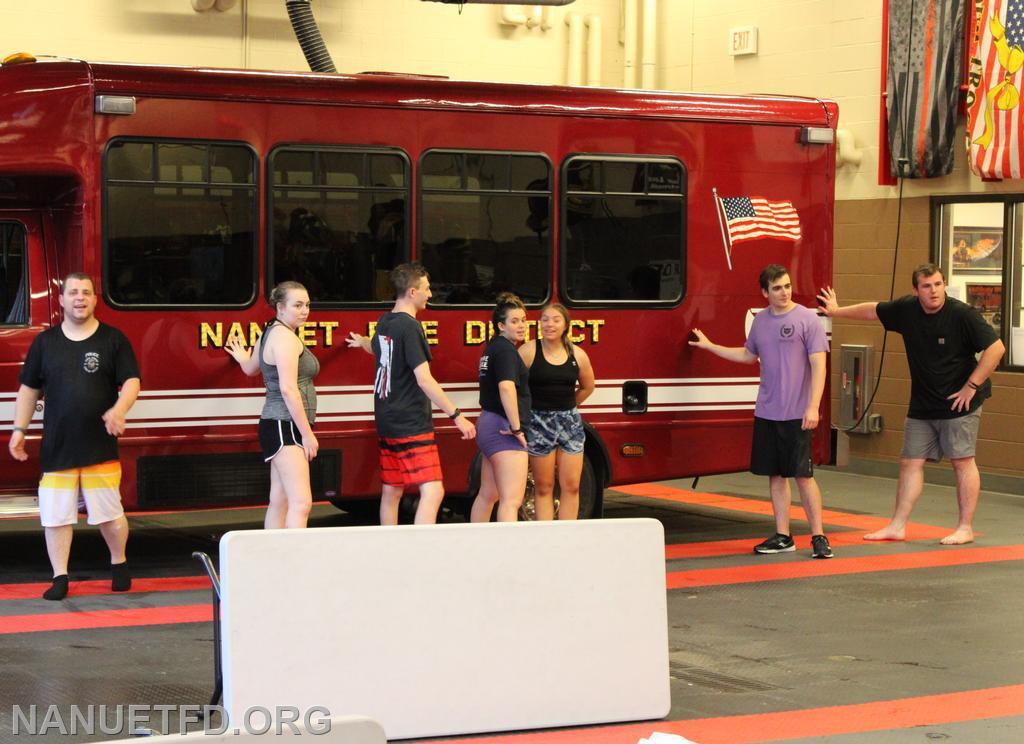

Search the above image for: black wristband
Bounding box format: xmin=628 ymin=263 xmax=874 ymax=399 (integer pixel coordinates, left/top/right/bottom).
xmin=449 ymin=408 xmax=462 ymax=419
xmin=510 ymin=428 xmax=523 ymax=435
xmin=967 ymin=380 xmax=979 ymax=390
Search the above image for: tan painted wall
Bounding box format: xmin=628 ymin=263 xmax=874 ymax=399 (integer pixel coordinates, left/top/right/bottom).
xmin=833 ymin=197 xmax=1024 ymax=480
xmin=2 ymin=0 xmax=623 ymax=86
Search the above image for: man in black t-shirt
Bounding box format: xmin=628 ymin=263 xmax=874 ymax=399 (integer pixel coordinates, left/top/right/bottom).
xmin=818 ymin=264 xmax=1004 ymax=545
xmin=347 ymin=263 xmax=475 ymax=524
xmin=8 ymin=273 xmax=141 ymax=600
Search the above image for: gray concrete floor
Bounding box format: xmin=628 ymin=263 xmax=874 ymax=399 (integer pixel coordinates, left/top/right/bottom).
xmin=0 ymin=467 xmax=1021 ymax=742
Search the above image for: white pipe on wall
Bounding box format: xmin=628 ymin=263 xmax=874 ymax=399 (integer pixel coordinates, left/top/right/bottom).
xmin=526 ymin=6 xmax=544 ymax=28
xmin=641 ymin=0 xmax=657 ymax=89
xmin=623 ymin=0 xmax=637 ymax=88
xmin=585 ymin=15 xmax=602 ymax=87
xmin=566 ymin=13 xmax=584 ymax=86
xmin=501 ymin=5 xmax=529 ymax=26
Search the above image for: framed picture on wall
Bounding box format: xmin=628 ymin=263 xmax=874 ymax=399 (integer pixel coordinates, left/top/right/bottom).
xmin=965 ymin=283 xmax=1002 ymax=333
xmin=951 ymin=226 xmax=1002 ymax=271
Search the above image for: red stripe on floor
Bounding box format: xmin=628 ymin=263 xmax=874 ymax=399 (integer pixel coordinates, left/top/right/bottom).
xmin=0 ymin=576 xmax=211 ymax=601
xmin=666 ymin=544 xmax=1024 ymax=589
xmin=0 ymin=604 xmax=212 ymax=634
xmin=618 ymin=482 xmax=951 ymax=539
xmin=419 ymin=684 xmax=1024 ymax=743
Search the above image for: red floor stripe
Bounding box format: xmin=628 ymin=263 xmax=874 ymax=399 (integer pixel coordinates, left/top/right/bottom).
xmin=619 ymin=482 xmax=952 ymax=539
xmin=419 ymin=684 xmax=1024 ymax=743
xmin=666 ymin=543 xmax=1024 ymax=589
xmin=0 ymin=576 xmax=212 ymax=601
xmin=0 ymin=604 xmax=212 ymax=634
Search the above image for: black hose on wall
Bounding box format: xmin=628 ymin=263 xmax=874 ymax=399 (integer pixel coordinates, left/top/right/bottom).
xmin=286 ymin=0 xmax=337 ymax=73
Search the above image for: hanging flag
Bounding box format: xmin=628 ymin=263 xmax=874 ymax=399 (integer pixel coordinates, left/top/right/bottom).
xmin=886 ymin=0 xmax=966 ymax=178
xmin=967 ymin=0 xmax=1024 ymax=178
xmin=719 ymin=196 xmax=801 ymax=244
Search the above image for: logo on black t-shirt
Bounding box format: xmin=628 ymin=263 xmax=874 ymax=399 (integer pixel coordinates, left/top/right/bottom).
xmin=83 ymin=352 xmax=100 ymax=373
xmin=375 ymin=336 xmax=393 ymax=399
xmin=780 ymin=324 xmax=795 ymax=339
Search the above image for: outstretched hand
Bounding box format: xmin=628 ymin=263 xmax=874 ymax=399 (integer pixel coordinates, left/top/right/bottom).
xmin=816 ymin=286 xmax=839 ymax=316
xmin=224 ymin=336 xmax=251 ymax=364
xmin=346 ymin=332 xmax=372 ymax=354
xmin=689 ymin=328 xmax=713 ymax=349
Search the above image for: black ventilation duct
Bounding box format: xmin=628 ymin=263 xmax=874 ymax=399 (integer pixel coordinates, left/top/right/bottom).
xmin=286 ymin=0 xmax=337 ymax=73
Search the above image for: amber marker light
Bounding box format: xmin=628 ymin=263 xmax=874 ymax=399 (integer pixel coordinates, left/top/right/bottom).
xmin=621 ymin=444 xmax=646 ymax=458
xmin=2 ymin=52 xmax=37 ymax=66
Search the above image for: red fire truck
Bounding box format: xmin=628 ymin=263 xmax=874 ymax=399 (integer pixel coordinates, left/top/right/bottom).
xmin=0 ymin=56 xmax=837 ymax=518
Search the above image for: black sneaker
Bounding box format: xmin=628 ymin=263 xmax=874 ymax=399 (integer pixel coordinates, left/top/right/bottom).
xmin=753 ymin=533 xmax=795 ymax=554
xmin=811 ymin=534 xmax=834 ymax=559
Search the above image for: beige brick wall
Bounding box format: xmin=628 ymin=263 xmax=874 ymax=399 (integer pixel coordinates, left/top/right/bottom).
xmin=833 ymin=197 xmax=1024 ymax=481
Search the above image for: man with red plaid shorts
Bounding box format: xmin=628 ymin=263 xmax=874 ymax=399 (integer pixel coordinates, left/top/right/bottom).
xmin=348 ymin=263 xmax=475 ymax=524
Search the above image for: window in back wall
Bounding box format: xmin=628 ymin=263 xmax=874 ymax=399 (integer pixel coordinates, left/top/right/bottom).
xmin=932 ymin=197 xmax=1021 ymax=368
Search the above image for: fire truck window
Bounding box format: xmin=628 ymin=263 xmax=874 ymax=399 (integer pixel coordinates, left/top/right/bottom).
xmin=211 ymin=146 xmax=255 ymax=185
xmin=0 ymin=223 xmax=28 ymax=325
xmin=320 ymin=152 xmax=363 ymax=186
xmin=422 ymin=152 xmax=461 ymax=182
xmin=464 ymin=154 xmax=509 ymax=191
xmin=107 ymin=142 xmax=153 ymax=181
xmin=158 ymin=143 xmax=207 ymax=183
xmin=510 ymin=156 xmax=549 ymax=191
xmin=604 ymin=161 xmax=644 ymax=193
xmin=563 ymin=157 xmax=685 ymax=304
xmin=419 ymin=151 xmax=551 ymax=306
xmin=104 ymin=140 xmax=257 ymax=308
xmin=269 ymin=147 xmax=409 ymax=305
xmin=273 ymin=151 xmax=315 ymax=185
xmin=369 ymin=154 xmax=405 ymax=188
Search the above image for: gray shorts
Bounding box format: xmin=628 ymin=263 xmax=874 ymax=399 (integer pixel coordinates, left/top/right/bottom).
xmin=902 ymin=409 xmax=982 ymax=462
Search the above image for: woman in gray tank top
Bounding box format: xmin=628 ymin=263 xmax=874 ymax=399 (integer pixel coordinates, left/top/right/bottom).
xmin=225 ymin=281 xmax=320 ymax=528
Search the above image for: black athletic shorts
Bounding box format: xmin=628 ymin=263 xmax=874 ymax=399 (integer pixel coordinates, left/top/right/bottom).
xmin=749 ymin=417 xmax=813 ymax=478
xmin=258 ymin=418 xmax=302 ymax=462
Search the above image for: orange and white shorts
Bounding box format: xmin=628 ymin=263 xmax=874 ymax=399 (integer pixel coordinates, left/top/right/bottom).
xmin=38 ymin=461 xmax=125 ymax=527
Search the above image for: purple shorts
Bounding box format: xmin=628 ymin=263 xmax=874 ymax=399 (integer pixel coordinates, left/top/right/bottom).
xmin=477 ymin=410 xmax=528 ymax=458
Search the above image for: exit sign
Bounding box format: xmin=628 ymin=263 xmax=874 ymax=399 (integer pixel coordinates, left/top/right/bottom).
xmin=729 ymin=26 xmax=758 ymax=56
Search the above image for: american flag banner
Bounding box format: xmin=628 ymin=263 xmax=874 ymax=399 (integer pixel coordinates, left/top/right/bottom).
xmin=967 ymin=0 xmax=1024 ymax=178
xmin=718 ymin=195 xmax=801 ymax=245
xmin=885 ymin=0 xmax=965 ymax=179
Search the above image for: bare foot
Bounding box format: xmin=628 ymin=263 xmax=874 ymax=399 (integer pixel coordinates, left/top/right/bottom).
xmin=939 ymin=527 xmax=974 ymax=545
xmin=863 ymin=525 xmax=906 ymax=541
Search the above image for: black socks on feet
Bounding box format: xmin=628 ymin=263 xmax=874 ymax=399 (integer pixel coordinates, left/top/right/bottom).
xmin=43 ymin=574 xmax=69 ymax=601
xmin=42 ymin=564 xmax=131 ymax=598
xmin=111 ymin=561 xmax=131 ymax=592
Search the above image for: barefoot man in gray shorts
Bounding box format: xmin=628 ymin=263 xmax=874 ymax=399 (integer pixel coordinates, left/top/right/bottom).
xmin=818 ymin=264 xmax=1005 ymax=545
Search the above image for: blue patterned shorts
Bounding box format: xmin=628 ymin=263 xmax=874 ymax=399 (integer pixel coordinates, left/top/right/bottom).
xmin=526 ymin=408 xmax=585 ymax=457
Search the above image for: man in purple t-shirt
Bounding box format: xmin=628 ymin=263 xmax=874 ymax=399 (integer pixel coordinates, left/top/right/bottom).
xmin=690 ymin=264 xmax=833 ymax=558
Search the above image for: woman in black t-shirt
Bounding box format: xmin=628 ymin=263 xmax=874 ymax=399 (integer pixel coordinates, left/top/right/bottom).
xmin=470 ymin=293 xmax=531 ymax=522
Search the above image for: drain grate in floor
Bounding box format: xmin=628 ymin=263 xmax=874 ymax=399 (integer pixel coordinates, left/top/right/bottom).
xmin=669 ymin=662 xmax=778 ymax=693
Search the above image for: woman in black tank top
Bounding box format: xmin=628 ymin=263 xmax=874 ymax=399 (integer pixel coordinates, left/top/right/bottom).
xmin=518 ymin=303 xmax=595 ymax=519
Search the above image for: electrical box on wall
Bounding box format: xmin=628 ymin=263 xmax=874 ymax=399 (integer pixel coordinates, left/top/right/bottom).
xmin=729 ymin=26 xmax=758 ymax=56
xmin=837 ymin=344 xmax=883 ymax=434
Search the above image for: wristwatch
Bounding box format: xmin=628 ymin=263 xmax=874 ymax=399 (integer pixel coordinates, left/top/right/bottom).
xmin=449 ymin=408 xmax=462 ymax=419
xmin=12 ymin=426 xmax=27 ymax=434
